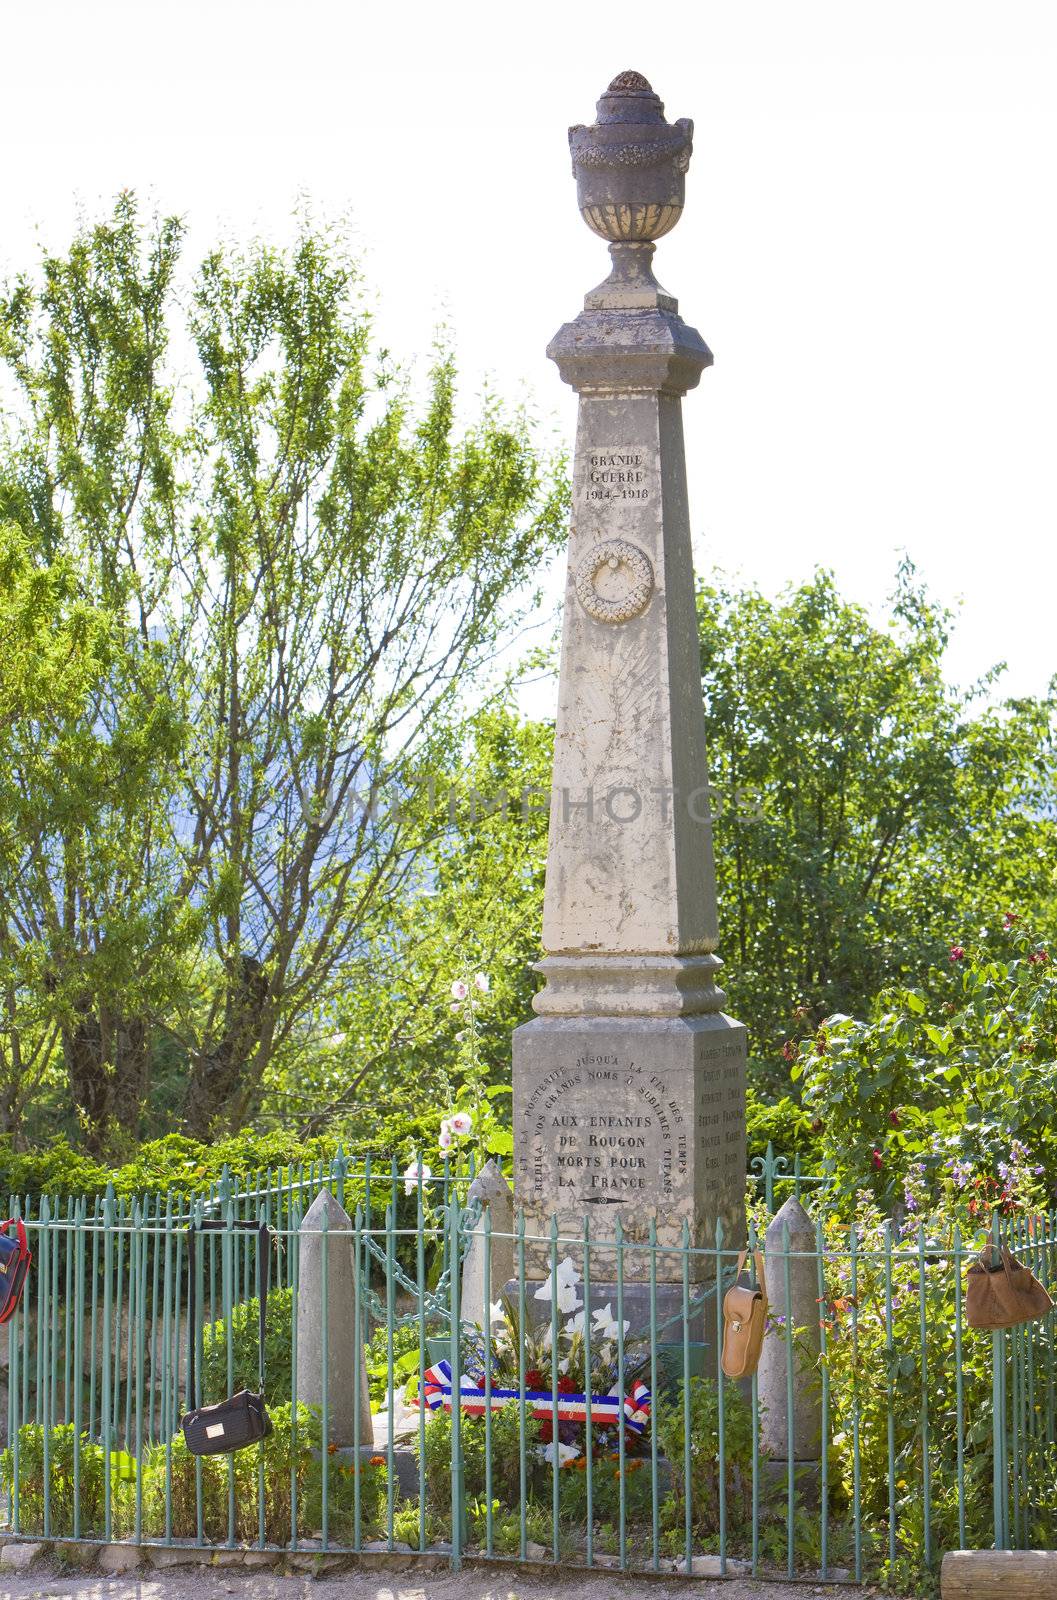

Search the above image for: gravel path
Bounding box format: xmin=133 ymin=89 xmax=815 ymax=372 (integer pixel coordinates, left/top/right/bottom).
xmin=0 ymin=1561 xmax=891 ymax=1600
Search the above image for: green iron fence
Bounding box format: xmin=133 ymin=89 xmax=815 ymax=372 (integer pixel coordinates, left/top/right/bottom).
xmin=2 ymin=1165 xmax=1053 ymax=1585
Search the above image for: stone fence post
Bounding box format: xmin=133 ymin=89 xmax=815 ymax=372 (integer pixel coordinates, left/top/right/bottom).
xmin=459 ymin=1159 xmax=515 ymax=1327
xmin=295 ymin=1188 xmax=372 ymax=1447
xmin=758 ymin=1195 xmax=822 ymax=1466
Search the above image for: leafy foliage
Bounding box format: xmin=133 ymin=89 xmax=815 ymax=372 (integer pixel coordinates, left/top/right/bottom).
xmin=2 ymin=1406 xmax=390 ymax=1545
xmin=797 ymin=919 xmax=1057 ymax=1208
xmin=0 ymin=196 xmax=567 ymax=1154
xmin=699 ymin=566 xmax=1057 ymax=1072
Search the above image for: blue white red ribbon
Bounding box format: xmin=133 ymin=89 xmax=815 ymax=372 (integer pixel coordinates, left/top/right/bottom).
xmin=416 ymin=1360 xmax=651 ymax=1435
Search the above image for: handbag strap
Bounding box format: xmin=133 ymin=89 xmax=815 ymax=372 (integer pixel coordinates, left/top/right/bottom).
xmin=734 ymin=1249 xmax=767 ymax=1301
xmin=0 ymin=1219 xmax=29 ymax=1258
xmin=187 ymin=1219 xmax=270 ymax=1409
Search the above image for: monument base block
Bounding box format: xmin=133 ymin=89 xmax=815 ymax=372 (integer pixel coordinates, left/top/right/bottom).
xmin=512 ymin=1011 xmax=747 ymax=1282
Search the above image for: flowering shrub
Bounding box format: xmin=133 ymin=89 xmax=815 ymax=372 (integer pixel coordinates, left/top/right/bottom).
xmin=794 ymin=921 xmax=1057 ymax=1212
xmin=817 ymin=1195 xmax=1057 ymax=1589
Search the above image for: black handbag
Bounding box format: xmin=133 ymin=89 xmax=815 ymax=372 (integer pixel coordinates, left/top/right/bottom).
xmin=181 ymin=1219 xmax=273 ymax=1456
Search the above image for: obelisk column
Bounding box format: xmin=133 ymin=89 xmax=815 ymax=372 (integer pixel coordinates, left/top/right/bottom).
xmin=512 ymin=71 xmax=747 ymax=1287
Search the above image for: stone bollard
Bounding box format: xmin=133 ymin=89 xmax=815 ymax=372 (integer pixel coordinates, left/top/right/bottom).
xmin=295 ymin=1188 xmax=372 ymax=1447
xmin=758 ymin=1195 xmax=822 ymax=1464
xmin=459 ymin=1160 xmax=515 ymax=1327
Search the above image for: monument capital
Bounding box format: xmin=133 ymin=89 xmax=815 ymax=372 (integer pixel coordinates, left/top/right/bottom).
xmin=547 ymin=306 xmax=712 ymax=397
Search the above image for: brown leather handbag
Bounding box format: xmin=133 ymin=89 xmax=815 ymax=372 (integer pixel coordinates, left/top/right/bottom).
xmin=721 ymin=1250 xmax=768 ymax=1379
xmin=966 ymin=1245 xmax=1054 ymax=1330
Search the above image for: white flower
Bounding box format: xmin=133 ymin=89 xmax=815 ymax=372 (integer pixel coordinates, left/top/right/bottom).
xmin=591 ymin=1302 xmax=630 ymax=1343
xmin=558 ymin=1356 xmax=570 ymax=1374
xmin=533 ymin=1256 xmax=582 ymax=1315
xmin=474 ymin=972 xmax=490 ymax=994
xmin=565 ymin=1309 xmax=587 ymax=1336
xmin=454 ymin=1030 xmax=466 ymax=1042
xmin=489 ymin=1300 xmax=505 ymax=1325
xmin=402 ymin=1161 xmax=431 ymax=1197
xmin=449 ymin=1111 xmax=473 ymax=1136
xmin=438 ymin=1123 xmax=454 ymax=1152
xmin=540 ymin=1441 xmax=579 ymax=1467
xmin=450 ymin=979 xmax=468 ymax=1001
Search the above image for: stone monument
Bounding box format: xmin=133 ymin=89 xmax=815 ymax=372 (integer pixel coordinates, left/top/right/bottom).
xmin=512 ymin=71 xmax=747 ymax=1300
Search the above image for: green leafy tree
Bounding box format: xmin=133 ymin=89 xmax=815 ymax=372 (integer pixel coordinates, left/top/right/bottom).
xmin=0 ymin=198 xmax=567 ymax=1146
xmin=290 ymin=700 xmax=552 ymax=1157
xmin=698 ymin=565 xmax=1057 ymax=1071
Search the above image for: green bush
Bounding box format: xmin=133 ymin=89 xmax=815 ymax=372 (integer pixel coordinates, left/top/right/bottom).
xmin=0 ymin=1423 xmax=134 ymax=1538
xmin=4 ymin=1406 xmax=390 ymax=1546
xmin=201 ymin=1287 xmax=293 ymax=1407
xmin=745 ymin=1088 xmax=816 ymax=1162
xmin=418 ymin=1402 xmax=539 ymax=1519
xmin=656 ymin=1376 xmax=757 ymax=1545
xmin=0 ymin=1130 xmax=345 ymax=1206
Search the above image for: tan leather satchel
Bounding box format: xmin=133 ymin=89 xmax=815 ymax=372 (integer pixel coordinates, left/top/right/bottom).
xmin=966 ymin=1245 xmax=1054 ymax=1330
xmin=721 ymin=1250 xmax=768 ymax=1379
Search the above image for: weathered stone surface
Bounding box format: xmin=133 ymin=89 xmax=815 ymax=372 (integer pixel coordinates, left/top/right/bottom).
xmin=147 ymin=1546 xmax=209 ymax=1568
xmin=513 ymin=1013 xmax=746 ymax=1274
xmin=54 ymin=1540 xmax=98 ymax=1568
xmin=0 ymin=1541 xmax=44 ymax=1570
xmin=460 ymin=1159 xmax=515 ymax=1322
xmin=327 ymin=1439 xmax=417 ymax=1498
xmin=675 ymin=1553 xmax=753 ymax=1576
xmin=511 ymin=73 xmax=746 ymax=1287
xmin=97 ymin=1542 xmax=143 ymax=1572
xmin=295 ymin=1188 xmax=372 ymax=1447
xmin=758 ymin=1196 xmax=823 ymax=1461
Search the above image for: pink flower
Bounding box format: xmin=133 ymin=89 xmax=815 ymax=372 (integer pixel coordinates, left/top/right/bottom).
xmin=438 ymin=1122 xmax=454 ymax=1151
xmin=949 ymin=945 xmax=965 ymax=962
xmin=1028 ymin=949 xmax=1049 ymax=965
xmin=1003 ymin=912 xmax=1018 ymax=929
xmin=450 ymin=980 xmax=468 ymax=1001
xmin=871 ymin=1149 xmax=883 ymax=1172
xmin=402 ymin=1161 xmax=431 ymax=1196
xmin=888 ymin=1110 xmax=900 ymax=1128
xmin=473 ymin=972 xmax=490 ymax=994
xmin=449 ymin=1111 xmax=473 ymax=1136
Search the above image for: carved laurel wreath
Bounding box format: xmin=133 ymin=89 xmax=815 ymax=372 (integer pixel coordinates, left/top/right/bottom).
xmin=575 ymin=539 xmax=654 ymax=624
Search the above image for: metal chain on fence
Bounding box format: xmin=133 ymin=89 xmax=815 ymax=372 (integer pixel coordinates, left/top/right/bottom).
xmin=358 ymin=1192 xmax=485 ymax=1329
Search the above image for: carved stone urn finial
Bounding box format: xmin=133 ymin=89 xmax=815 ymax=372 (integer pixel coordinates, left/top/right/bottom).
xmin=567 ymin=72 xmax=695 ymax=309
xmin=570 ymin=71 xmax=693 ymax=241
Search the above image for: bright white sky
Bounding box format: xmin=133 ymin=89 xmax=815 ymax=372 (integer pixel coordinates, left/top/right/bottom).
xmin=4 ymin=0 xmax=1056 ymax=712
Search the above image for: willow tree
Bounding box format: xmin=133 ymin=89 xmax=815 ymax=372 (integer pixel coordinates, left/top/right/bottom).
xmin=0 ymin=197 xmax=567 ymax=1145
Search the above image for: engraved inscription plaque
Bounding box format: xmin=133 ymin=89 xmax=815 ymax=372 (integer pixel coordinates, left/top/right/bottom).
xmin=584 ymin=445 xmax=652 ymax=504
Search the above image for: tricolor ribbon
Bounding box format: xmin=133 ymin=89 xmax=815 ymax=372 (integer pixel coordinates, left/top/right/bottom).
xmin=416 ymin=1360 xmax=651 ymax=1435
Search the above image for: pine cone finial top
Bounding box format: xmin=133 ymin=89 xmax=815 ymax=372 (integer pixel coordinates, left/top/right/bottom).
xmin=608 ymin=70 xmax=654 ymax=93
